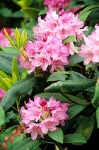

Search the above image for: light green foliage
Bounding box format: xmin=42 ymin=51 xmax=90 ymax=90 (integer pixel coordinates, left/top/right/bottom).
xmin=48 ymin=128 xmax=64 ymax=144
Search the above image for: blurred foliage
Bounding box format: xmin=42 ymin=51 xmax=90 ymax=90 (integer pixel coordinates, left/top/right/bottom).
xmin=0 ymin=0 xmax=99 ymax=30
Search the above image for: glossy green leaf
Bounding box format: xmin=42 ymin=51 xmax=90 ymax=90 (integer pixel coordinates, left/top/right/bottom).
xmin=1 ymin=77 xmax=37 ymax=111
xmin=3 ymin=78 xmax=12 ymax=88
xmin=0 ymin=106 xmax=5 ymax=126
xmin=0 ymin=70 xmax=8 ymax=78
xmin=7 ymin=134 xmax=24 ymax=150
xmin=21 ymin=7 xmax=39 ymax=19
xmin=68 ymin=54 xmax=83 ymax=65
xmin=4 ymin=28 xmax=17 ymax=49
xmin=96 ymin=106 xmax=99 ymax=128
xmin=0 ymin=7 xmax=12 ymax=17
xmin=12 ymin=0 xmax=32 ymax=8
xmin=68 ymin=104 xmax=86 ymax=119
xmin=20 ymin=30 xmax=28 ymax=48
xmin=0 ymin=76 xmax=9 ymax=90
xmin=83 ymin=0 xmax=95 ymax=5
xmin=0 ymin=46 xmax=19 ymax=55
xmin=12 ymin=10 xmax=24 ymax=18
xmin=12 ymin=57 xmax=20 ymax=83
xmin=37 ymin=92 xmax=70 ymax=103
xmin=92 ymin=78 xmax=99 ymax=106
xmin=64 ymin=133 xmax=86 ymax=145
xmin=39 ymin=9 xmax=46 ymax=16
xmin=48 ymin=128 xmax=64 ymax=144
xmin=45 ymin=79 xmax=96 ymax=93
xmin=13 ymin=138 xmax=42 ymax=150
xmin=21 ymin=68 xmax=28 ymax=79
xmin=13 ymin=28 xmax=35 ymax=41
xmin=0 ymin=56 xmax=12 ymax=74
xmin=76 ymin=115 xmax=95 ymax=141
xmin=47 ymin=72 xmax=67 ymax=82
xmin=63 ymin=94 xmax=89 ymax=105
xmin=63 ymin=35 xmax=77 ymax=44
xmin=5 ymin=110 xmax=17 ymax=123
xmin=15 ymin=28 xmax=21 ymax=48
xmin=79 ymin=5 xmax=99 ymax=21
xmin=79 ymin=11 xmax=91 ymax=21
xmin=68 ymin=71 xmax=86 ymax=80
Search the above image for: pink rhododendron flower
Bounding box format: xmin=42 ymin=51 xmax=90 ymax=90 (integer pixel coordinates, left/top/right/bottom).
xmin=18 ymin=10 xmax=87 ymax=73
xmin=0 ymin=88 xmax=6 ymax=102
xmin=24 ymin=35 xmax=69 ymax=73
xmin=0 ymin=28 xmax=14 ymax=47
xmin=20 ymin=96 xmax=69 ymax=140
xmin=44 ymin=0 xmax=83 ymax=13
xmin=33 ymin=10 xmax=87 ymax=41
xmin=17 ymin=54 xmax=31 ymax=70
xmin=44 ymin=0 xmax=71 ymax=11
xmin=78 ymin=25 xmax=99 ymax=65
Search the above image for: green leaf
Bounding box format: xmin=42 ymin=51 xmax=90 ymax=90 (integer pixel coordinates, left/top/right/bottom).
xmin=92 ymin=77 xmax=99 ymax=106
xmin=15 ymin=28 xmax=21 ymax=48
xmin=79 ymin=10 xmax=91 ymax=21
xmin=39 ymin=9 xmax=46 ymax=16
xmin=68 ymin=71 xmax=86 ymax=80
xmin=45 ymin=79 xmax=96 ymax=93
xmin=63 ymin=94 xmax=89 ymax=105
xmin=0 ymin=56 xmax=12 ymax=74
xmin=68 ymin=104 xmax=86 ymax=119
xmin=0 ymin=70 xmax=8 ymax=78
xmin=0 ymin=51 xmax=17 ymax=61
xmin=64 ymin=133 xmax=86 ymax=145
xmin=20 ymin=30 xmax=28 ymax=48
xmin=21 ymin=7 xmax=39 ymax=19
xmin=3 ymin=78 xmax=12 ymax=88
xmin=83 ymin=0 xmax=95 ymax=5
xmin=4 ymin=28 xmax=17 ymax=49
xmin=13 ymin=28 xmax=35 ymax=41
xmin=12 ymin=57 xmax=20 ymax=83
xmin=13 ymin=138 xmax=42 ymax=150
xmin=96 ymin=107 xmax=99 ymax=128
xmin=79 ymin=5 xmax=99 ymax=21
xmin=0 ymin=75 xmax=9 ymax=90
xmin=5 ymin=110 xmax=17 ymax=123
xmin=7 ymin=134 xmax=24 ymax=150
xmin=76 ymin=115 xmax=95 ymax=141
xmin=68 ymin=54 xmax=83 ymax=65
xmin=1 ymin=77 xmax=37 ymax=111
xmin=37 ymin=93 xmax=70 ymax=103
xmin=0 ymin=46 xmax=19 ymax=55
xmin=47 ymin=72 xmax=67 ymax=82
xmin=0 ymin=106 xmax=5 ymax=126
xmin=21 ymin=68 xmax=28 ymax=79
xmin=48 ymin=128 xmax=64 ymax=144
xmin=63 ymin=35 xmax=77 ymax=44
xmin=0 ymin=7 xmax=12 ymax=17
xmin=12 ymin=11 xmax=24 ymax=18
xmin=12 ymin=0 xmax=32 ymax=8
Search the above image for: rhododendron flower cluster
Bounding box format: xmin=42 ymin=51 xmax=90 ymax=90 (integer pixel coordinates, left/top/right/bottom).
xmin=44 ymin=0 xmax=71 ymax=10
xmin=0 ymin=88 xmax=6 ymax=102
xmin=18 ymin=10 xmax=87 ymax=73
xmin=33 ymin=10 xmax=86 ymax=41
xmin=0 ymin=28 xmax=14 ymax=47
xmin=44 ymin=0 xmax=82 ymax=13
xmin=78 ymin=25 xmax=99 ymax=65
xmin=20 ymin=96 xmax=69 ymax=140
xmin=24 ymin=36 xmax=70 ymax=73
